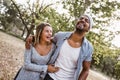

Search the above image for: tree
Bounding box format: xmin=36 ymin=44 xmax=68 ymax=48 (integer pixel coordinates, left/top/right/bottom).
xmin=0 ymin=0 xmax=28 ymax=39
xmin=0 ymin=0 xmax=56 ymax=40
xmin=10 ymin=0 xmax=56 ymax=40
xmin=60 ymin=0 xmax=120 ymax=78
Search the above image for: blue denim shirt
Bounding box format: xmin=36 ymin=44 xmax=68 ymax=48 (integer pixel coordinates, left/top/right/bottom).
xmin=48 ymin=32 xmax=94 ymax=80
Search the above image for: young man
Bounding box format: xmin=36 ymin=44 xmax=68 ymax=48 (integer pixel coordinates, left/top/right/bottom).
xmin=26 ymin=14 xmax=94 ymax=80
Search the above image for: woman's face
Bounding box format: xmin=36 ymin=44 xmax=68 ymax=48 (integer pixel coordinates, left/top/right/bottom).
xmin=40 ymin=26 xmax=53 ymax=42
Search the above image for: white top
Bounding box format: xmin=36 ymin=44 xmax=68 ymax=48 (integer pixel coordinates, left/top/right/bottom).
xmin=49 ymin=40 xmax=81 ymax=80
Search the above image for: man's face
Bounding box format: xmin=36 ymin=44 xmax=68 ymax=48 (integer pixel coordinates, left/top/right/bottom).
xmin=76 ymin=15 xmax=90 ymax=32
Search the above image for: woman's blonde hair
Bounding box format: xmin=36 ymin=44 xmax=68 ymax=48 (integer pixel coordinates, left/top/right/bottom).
xmin=34 ymin=22 xmax=51 ymax=46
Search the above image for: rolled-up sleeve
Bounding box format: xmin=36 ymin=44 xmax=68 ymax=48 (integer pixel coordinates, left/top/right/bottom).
xmin=85 ymin=45 xmax=94 ymax=61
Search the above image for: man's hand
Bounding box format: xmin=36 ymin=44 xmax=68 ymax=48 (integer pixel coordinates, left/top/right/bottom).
xmin=47 ymin=64 xmax=59 ymax=73
xmin=25 ymin=35 xmax=34 ymax=49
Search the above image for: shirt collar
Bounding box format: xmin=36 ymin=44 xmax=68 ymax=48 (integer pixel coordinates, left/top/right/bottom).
xmin=63 ymin=32 xmax=87 ymax=45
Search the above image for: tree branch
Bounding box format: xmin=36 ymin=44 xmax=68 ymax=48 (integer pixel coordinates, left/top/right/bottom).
xmin=10 ymin=0 xmax=29 ymax=32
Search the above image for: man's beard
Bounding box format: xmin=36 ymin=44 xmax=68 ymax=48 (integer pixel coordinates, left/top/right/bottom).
xmin=75 ymin=23 xmax=89 ymax=33
xmin=75 ymin=27 xmax=84 ymax=34
xmin=76 ymin=27 xmax=88 ymax=33
xmin=75 ymin=22 xmax=85 ymax=33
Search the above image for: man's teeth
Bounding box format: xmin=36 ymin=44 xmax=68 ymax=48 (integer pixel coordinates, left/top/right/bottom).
xmin=80 ymin=24 xmax=84 ymax=29
xmin=78 ymin=23 xmax=84 ymax=29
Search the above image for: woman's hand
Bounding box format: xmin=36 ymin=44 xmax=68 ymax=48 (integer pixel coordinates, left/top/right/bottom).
xmin=47 ymin=64 xmax=59 ymax=73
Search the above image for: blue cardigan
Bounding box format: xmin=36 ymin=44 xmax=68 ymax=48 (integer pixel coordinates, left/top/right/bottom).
xmin=15 ymin=44 xmax=56 ymax=80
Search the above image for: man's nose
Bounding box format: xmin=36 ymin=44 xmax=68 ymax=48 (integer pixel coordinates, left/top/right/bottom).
xmin=78 ymin=19 xmax=85 ymax=24
xmin=81 ymin=18 xmax=85 ymax=22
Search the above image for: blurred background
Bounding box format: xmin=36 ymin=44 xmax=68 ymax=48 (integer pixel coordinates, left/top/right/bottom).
xmin=0 ymin=0 xmax=120 ymax=80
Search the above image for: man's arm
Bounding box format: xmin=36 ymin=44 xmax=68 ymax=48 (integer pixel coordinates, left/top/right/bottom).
xmin=79 ymin=61 xmax=91 ymax=80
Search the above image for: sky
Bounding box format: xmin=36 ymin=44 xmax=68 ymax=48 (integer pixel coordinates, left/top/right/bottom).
xmin=15 ymin=0 xmax=120 ymax=47
xmin=109 ymin=20 xmax=120 ymax=47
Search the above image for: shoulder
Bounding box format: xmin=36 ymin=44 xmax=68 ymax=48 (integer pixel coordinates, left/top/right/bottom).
xmin=25 ymin=44 xmax=34 ymax=52
xmin=55 ymin=31 xmax=72 ymax=37
xmin=84 ymin=38 xmax=93 ymax=51
xmin=55 ymin=31 xmax=70 ymax=35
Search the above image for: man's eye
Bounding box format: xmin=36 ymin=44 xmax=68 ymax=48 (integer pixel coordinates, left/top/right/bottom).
xmin=80 ymin=17 xmax=84 ymax=20
xmin=85 ymin=19 xmax=89 ymax=23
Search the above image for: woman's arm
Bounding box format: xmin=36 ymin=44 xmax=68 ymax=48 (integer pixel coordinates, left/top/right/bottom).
xmin=23 ymin=48 xmax=48 ymax=73
xmin=23 ymin=46 xmax=59 ymax=73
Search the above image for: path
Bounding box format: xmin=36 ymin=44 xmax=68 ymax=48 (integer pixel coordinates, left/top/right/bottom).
xmin=0 ymin=31 xmax=114 ymax=80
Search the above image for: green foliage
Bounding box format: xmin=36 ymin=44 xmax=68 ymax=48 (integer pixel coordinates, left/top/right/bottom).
xmin=61 ymin=0 xmax=120 ymax=79
xmin=0 ymin=0 xmax=24 ymax=36
xmin=0 ymin=0 xmax=59 ymax=40
xmin=115 ymin=61 xmax=120 ymax=79
xmin=100 ymin=56 xmax=116 ymax=76
xmin=0 ymin=0 xmax=120 ymax=78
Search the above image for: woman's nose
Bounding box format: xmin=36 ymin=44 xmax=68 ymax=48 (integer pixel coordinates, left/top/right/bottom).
xmin=49 ymin=31 xmax=52 ymax=35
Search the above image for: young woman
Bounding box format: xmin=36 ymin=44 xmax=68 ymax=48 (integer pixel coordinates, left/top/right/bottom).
xmin=14 ymin=22 xmax=59 ymax=80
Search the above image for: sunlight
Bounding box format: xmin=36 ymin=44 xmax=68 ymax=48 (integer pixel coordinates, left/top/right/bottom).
xmin=15 ymin=0 xmax=120 ymax=47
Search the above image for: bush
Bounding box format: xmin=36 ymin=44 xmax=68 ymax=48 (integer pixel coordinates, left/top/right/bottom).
xmin=114 ymin=61 xmax=120 ymax=80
